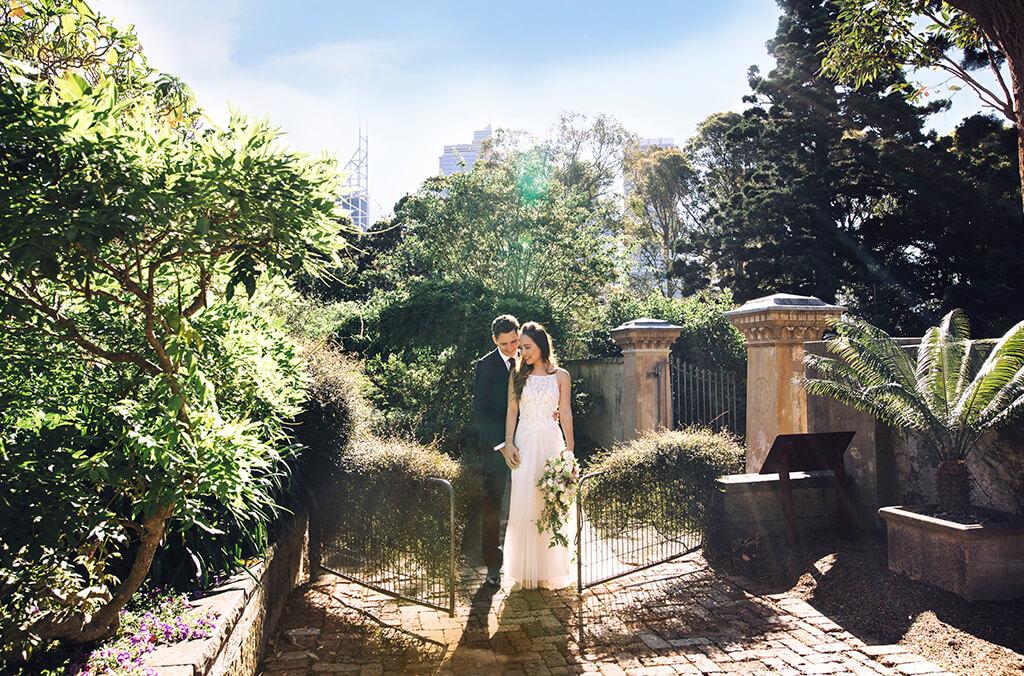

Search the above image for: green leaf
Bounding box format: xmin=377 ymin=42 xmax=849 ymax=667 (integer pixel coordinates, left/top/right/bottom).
xmin=56 ymin=73 xmax=89 ymax=102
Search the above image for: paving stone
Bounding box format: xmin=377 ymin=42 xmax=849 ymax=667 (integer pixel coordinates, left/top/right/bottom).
xmin=258 ymin=555 xmax=943 ymax=676
xmin=879 ymin=653 xmax=926 ymax=666
xmin=860 ymin=644 xmax=908 ymax=657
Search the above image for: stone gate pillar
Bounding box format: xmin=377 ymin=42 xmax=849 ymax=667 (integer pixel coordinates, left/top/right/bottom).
xmin=611 ymin=318 xmax=683 ymax=441
xmin=726 ymin=294 xmax=845 ymax=472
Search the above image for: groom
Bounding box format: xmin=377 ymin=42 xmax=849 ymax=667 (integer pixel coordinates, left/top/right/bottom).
xmin=473 ymin=314 xmax=520 ymax=587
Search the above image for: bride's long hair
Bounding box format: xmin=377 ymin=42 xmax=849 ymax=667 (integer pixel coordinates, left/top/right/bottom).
xmin=512 ymin=321 xmax=557 ymax=400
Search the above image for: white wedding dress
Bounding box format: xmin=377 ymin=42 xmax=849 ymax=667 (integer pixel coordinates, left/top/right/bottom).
xmin=504 ymin=373 xmax=574 ymax=590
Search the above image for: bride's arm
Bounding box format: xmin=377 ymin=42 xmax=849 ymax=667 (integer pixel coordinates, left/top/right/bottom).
xmin=502 ymin=371 xmax=521 ymax=469
xmin=556 ymin=370 xmax=574 ymax=455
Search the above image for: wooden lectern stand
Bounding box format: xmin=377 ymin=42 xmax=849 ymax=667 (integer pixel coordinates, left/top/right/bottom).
xmin=759 ymin=431 xmax=856 ymax=545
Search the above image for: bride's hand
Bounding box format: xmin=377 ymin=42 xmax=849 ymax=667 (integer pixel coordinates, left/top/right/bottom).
xmin=501 ymin=443 xmax=521 ymax=470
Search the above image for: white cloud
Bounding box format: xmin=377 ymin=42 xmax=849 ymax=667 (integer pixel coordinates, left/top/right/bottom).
xmin=265 ymin=40 xmax=412 ymax=79
xmin=94 ymin=1 xmax=782 ymax=222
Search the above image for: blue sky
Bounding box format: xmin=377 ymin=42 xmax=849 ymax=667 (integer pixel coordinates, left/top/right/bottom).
xmin=94 ymin=1 xmax=993 ymax=222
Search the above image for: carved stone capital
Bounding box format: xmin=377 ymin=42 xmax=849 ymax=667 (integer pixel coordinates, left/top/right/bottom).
xmin=610 ymin=318 xmax=683 ymax=353
xmin=726 ymin=294 xmax=844 ymax=345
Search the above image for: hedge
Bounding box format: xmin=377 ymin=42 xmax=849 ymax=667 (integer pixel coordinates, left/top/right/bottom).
xmin=294 ymin=344 xmax=479 ymax=592
xmin=582 ymin=429 xmax=744 ymax=541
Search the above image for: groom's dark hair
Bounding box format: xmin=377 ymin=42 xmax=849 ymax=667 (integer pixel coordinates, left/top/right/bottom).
xmin=491 ymin=314 xmax=520 ymax=337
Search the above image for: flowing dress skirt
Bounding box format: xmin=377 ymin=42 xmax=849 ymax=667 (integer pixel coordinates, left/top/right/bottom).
xmin=503 ymin=421 xmax=574 ymax=590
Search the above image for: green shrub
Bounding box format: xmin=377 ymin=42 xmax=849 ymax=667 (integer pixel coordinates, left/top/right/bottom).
xmin=0 ymin=283 xmax=309 ymax=662
xmin=585 ymin=289 xmax=746 ymax=372
xmin=321 ymin=435 xmax=479 ymax=572
xmin=582 ymin=429 xmax=743 ymax=540
xmin=294 ymin=345 xmax=479 ymax=591
xmin=345 ymin=278 xmax=563 ymax=456
xmin=292 ymin=343 xmax=372 ymax=492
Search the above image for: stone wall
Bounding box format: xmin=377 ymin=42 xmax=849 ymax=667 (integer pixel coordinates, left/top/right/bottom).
xmin=805 ymin=339 xmax=1024 ymax=522
xmin=146 ymin=513 xmax=309 ymax=676
xmin=565 ymin=357 xmax=623 ymax=450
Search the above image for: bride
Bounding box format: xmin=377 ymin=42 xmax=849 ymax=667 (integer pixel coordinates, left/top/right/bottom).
xmin=500 ymin=321 xmax=574 ymax=590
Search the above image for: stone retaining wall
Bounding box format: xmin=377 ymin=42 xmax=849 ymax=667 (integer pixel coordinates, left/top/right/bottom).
xmin=714 ymin=471 xmax=839 ymax=542
xmin=146 ymin=512 xmax=309 ymax=676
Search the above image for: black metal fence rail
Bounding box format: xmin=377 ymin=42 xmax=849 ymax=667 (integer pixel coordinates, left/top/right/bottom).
xmin=669 ymin=356 xmax=745 ymax=438
xmin=575 ymin=471 xmax=706 ymax=592
xmin=320 ymin=477 xmax=456 ymax=616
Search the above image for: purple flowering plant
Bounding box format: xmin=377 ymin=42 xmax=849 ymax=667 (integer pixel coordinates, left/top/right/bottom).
xmin=73 ymin=588 xmax=218 ymax=675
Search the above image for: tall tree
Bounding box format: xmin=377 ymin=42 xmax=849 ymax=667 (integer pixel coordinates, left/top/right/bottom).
xmin=624 ymin=147 xmax=704 ymax=297
xmin=698 ymin=0 xmax=937 ymax=301
xmin=0 ymin=0 xmax=350 ymax=648
xmin=380 ymin=147 xmax=621 ymax=338
xmin=822 ymin=0 xmax=1024 ymax=208
xmin=546 ymin=112 xmax=638 ymax=205
xmin=689 ymin=0 xmax=1024 ymax=335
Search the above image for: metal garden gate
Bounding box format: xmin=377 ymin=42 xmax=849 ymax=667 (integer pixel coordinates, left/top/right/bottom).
xmin=669 ymin=355 xmax=745 ymax=437
xmin=319 ymin=476 xmax=457 ymax=616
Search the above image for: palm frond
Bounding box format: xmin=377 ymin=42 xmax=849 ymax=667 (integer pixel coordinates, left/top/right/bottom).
xmin=915 ymin=310 xmax=970 ymax=422
xmin=805 ymin=311 xmax=1024 ymax=470
xmin=829 ymin=316 xmax=916 ymax=390
xmin=915 ymin=325 xmax=946 ymax=417
xmin=803 ymin=354 xmax=934 ymax=434
xmin=976 ymin=370 xmax=1024 ymax=427
xmin=955 ymin=338 xmax=984 ymax=403
xmin=940 ymin=310 xmax=970 ymax=400
xmin=983 ymin=391 xmax=1024 ymax=430
xmin=951 ymin=320 xmax=1024 ymax=425
xmin=803 ymin=377 xmax=903 ymax=425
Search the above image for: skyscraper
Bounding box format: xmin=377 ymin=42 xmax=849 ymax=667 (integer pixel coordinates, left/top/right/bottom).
xmin=439 ymin=125 xmax=493 ymax=176
xmin=340 ymin=128 xmax=370 ymax=230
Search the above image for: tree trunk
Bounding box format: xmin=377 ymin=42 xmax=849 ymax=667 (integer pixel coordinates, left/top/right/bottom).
xmin=32 ymin=504 xmax=174 ymax=644
xmin=1007 ymin=39 xmax=1024 ymax=212
xmin=947 ymin=0 xmax=1024 ymax=210
xmin=936 ymin=459 xmax=971 ymax=512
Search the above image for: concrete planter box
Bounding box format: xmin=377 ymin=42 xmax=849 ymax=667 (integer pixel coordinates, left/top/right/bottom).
xmin=878 ymin=505 xmax=1024 ymax=602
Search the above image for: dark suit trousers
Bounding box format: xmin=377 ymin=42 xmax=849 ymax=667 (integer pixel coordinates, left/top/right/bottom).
xmin=481 ymin=450 xmax=510 ymax=575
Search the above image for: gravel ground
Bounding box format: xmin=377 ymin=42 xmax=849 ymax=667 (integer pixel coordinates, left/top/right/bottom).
xmin=713 ymin=534 xmax=1024 ymax=675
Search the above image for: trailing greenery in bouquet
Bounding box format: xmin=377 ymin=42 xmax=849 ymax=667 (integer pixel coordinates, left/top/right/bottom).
xmin=537 ymin=451 xmax=581 ymax=548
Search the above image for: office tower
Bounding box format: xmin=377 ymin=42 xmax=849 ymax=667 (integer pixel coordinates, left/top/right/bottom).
xmin=439 ymin=125 xmax=493 ymax=176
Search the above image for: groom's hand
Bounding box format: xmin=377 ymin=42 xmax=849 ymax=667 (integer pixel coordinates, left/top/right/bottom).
xmin=552 ymin=409 xmax=560 ymax=423
xmin=501 ymin=444 xmax=521 ymax=470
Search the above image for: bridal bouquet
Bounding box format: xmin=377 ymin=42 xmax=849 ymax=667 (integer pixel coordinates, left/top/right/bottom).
xmin=537 ymin=450 xmax=581 ymax=548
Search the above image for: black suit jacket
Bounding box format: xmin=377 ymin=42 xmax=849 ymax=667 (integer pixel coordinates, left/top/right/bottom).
xmin=473 ymin=349 xmax=512 ymax=456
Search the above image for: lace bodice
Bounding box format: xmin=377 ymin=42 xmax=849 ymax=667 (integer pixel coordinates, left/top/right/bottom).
xmin=518 ymin=374 xmax=560 ymax=429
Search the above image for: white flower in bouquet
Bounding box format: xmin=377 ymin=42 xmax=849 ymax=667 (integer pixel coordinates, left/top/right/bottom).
xmin=536 ymin=450 xmax=581 ymax=549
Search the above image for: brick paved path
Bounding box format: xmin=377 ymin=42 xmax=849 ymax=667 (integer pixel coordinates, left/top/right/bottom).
xmin=260 ymin=553 xmax=951 ymax=675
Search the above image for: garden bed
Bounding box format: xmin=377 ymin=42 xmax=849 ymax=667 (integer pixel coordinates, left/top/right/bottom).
xmin=713 ymin=534 xmax=1024 ymax=676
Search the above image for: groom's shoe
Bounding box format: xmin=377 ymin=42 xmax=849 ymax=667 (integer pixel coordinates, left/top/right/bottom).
xmin=484 ymin=571 xmax=501 ymax=588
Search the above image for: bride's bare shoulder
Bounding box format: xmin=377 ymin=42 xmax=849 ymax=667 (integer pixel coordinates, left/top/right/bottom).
xmin=554 ymin=367 xmax=571 ymax=381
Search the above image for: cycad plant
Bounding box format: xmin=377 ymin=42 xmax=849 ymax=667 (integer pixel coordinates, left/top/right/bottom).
xmin=803 ymin=310 xmax=1024 ymax=512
